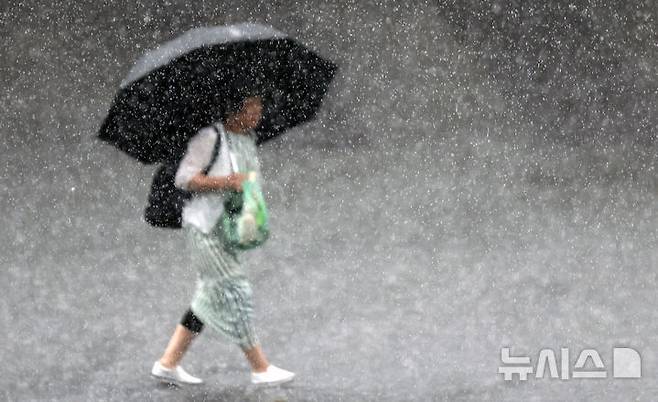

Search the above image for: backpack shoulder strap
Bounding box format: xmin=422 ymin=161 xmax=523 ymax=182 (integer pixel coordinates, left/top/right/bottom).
xmin=202 ymin=125 xmax=222 ymax=175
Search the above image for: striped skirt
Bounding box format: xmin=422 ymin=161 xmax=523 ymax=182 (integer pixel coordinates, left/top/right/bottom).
xmin=186 ymin=225 xmax=259 ymax=350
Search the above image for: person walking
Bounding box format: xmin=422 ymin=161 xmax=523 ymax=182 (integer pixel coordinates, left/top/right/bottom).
xmin=98 ymin=23 xmax=335 ymax=388
xmin=150 ymin=95 xmax=295 ymax=386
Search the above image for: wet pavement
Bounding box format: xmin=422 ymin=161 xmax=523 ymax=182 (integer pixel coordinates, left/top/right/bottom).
xmin=2 ymin=1 xmax=656 ymax=400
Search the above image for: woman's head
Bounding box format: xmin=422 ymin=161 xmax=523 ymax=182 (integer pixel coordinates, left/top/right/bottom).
xmin=223 ymin=96 xmax=263 ymax=131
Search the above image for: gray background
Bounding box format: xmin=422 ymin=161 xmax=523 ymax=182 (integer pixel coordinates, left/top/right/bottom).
xmin=1 ymin=0 xmax=656 ymax=400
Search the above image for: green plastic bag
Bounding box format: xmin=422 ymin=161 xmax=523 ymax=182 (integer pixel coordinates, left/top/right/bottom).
xmin=221 ymin=172 xmax=270 ymax=250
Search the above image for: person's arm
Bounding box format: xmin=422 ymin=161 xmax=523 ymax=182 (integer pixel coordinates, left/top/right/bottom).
xmin=174 ymin=128 xmax=248 ymax=193
xmin=187 ymin=172 xmax=248 ymax=192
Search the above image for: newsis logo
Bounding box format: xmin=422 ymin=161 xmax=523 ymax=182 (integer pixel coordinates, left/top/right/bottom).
xmin=498 ymin=347 xmax=642 ymax=381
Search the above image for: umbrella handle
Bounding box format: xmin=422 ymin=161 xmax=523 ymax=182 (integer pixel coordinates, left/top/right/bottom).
xmin=228 ymin=151 xmax=238 ymax=174
xmin=215 ymin=122 xmax=238 ymax=173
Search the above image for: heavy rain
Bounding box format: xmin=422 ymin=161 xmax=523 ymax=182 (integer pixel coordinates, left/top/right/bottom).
xmin=2 ymin=1 xmax=656 ymax=401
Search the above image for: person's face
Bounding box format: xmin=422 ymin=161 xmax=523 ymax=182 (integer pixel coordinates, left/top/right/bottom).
xmin=236 ymin=97 xmax=263 ymax=129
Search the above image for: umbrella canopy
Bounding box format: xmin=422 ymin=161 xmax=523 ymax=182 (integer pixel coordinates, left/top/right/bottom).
xmin=98 ymin=23 xmax=337 ymax=164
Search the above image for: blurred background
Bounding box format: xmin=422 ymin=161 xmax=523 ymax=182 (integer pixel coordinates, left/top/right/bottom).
xmin=1 ymin=1 xmax=656 ymax=400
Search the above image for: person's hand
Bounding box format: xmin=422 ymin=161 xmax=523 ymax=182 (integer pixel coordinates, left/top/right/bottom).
xmin=226 ymin=173 xmax=249 ymax=192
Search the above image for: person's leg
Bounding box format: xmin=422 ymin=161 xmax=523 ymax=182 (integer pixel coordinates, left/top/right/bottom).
xmin=241 ymin=344 xmax=269 ymax=373
xmin=187 ymin=230 xmax=290 ymax=381
xmin=159 ymin=309 xmax=204 ymax=368
xmin=244 ymin=343 xmax=296 ymax=385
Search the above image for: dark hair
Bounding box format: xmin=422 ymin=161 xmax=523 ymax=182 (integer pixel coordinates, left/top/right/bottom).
xmin=223 ymin=97 xmax=248 ymax=120
xmin=221 ymin=85 xmax=263 ymax=122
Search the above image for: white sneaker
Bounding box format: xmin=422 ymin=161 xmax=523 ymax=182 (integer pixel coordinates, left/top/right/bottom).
xmin=151 ymin=361 xmax=203 ymax=386
xmin=251 ymin=364 xmax=295 ymax=386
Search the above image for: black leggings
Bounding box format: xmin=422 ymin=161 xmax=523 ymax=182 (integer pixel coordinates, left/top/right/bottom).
xmin=180 ymin=308 xmax=204 ymax=334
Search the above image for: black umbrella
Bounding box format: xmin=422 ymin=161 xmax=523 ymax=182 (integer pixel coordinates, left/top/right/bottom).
xmin=98 ymin=23 xmax=337 ymax=164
